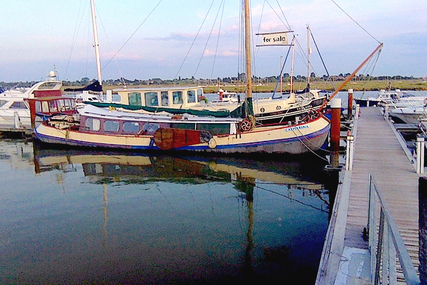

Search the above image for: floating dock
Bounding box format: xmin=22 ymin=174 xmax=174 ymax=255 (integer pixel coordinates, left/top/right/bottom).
xmin=0 ymin=125 xmax=32 ymax=137
xmin=317 ymin=107 xmax=422 ymax=284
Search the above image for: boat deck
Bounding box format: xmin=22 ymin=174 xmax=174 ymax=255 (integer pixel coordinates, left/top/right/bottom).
xmin=317 ymin=107 xmax=421 ymax=284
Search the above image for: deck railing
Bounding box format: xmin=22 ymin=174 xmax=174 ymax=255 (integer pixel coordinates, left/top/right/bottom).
xmin=367 ymin=174 xmax=420 ymax=284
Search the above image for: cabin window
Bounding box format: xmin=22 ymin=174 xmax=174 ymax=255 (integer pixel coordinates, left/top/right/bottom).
xmin=123 ymin=122 xmax=140 ymax=134
xmin=128 ymin=92 xmax=142 ymax=106
xmin=35 ymin=101 xmax=41 ymax=113
xmin=197 ymin=88 xmax=203 ymax=99
xmin=57 ymin=99 xmax=72 ymax=112
xmin=187 ymin=90 xmax=196 ymax=103
xmin=49 ymin=100 xmax=58 ymax=113
xmin=172 ymin=91 xmax=183 ymax=105
xmin=104 ymin=120 xmax=119 ymax=132
xmin=144 ymin=92 xmax=158 ymax=107
xmin=0 ymin=100 xmax=7 ymax=107
xmin=42 ymin=101 xmax=50 ymax=113
xmin=196 ymin=123 xmax=230 ymax=135
xmin=171 ymin=123 xmax=195 ymax=130
xmin=85 ymin=117 xmax=101 ymax=131
xmin=161 ymin=91 xmax=169 ymax=106
xmin=57 ymin=99 xmax=65 ymax=111
xmin=142 ymin=123 xmax=160 ymax=134
xmin=10 ymin=101 xmax=28 ymax=109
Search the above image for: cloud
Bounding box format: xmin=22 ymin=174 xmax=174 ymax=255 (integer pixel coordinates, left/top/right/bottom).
xmin=203 ymin=49 xmax=238 ymax=57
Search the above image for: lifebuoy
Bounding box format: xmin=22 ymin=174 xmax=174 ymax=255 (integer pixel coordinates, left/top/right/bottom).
xmin=66 ymin=116 xmax=74 ymax=123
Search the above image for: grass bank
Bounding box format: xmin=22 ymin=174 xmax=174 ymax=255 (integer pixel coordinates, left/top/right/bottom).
xmin=202 ymin=79 xmax=427 ymax=93
xmin=76 ymin=79 xmax=427 ymax=93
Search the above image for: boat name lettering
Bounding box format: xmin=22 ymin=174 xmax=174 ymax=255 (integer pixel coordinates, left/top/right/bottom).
xmin=285 ymin=125 xmax=310 ymax=132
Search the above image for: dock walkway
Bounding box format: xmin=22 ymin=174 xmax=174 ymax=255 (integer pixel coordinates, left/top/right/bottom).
xmin=317 ymin=107 xmax=421 ymax=284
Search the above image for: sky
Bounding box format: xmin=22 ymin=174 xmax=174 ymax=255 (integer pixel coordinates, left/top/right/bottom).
xmin=1 ymin=0 xmax=426 ymax=82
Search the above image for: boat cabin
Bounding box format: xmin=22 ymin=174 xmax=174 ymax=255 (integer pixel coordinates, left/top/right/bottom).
xmin=78 ymin=111 xmax=238 ymax=137
xmin=114 ymin=86 xmax=204 ymax=108
xmin=25 ymin=96 xmax=76 ymax=128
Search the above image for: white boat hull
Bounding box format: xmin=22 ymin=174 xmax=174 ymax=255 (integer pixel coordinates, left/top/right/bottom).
xmin=0 ymin=110 xmax=31 ymax=129
xmin=389 ymin=106 xmax=427 ymax=124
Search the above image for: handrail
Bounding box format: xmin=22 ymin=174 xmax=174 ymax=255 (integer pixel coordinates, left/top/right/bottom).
xmin=367 ymin=174 xmax=420 ymax=284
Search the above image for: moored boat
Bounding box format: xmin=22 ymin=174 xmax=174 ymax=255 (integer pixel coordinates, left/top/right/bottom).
xmin=34 ymin=104 xmax=330 ymax=154
xmin=0 ymin=71 xmax=62 ymax=130
xmin=354 ymin=89 xmax=425 ymax=108
xmin=388 ymin=104 xmax=427 ymax=124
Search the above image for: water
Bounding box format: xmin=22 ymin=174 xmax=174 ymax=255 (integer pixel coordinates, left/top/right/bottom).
xmin=0 ymin=139 xmax=334 ymax=284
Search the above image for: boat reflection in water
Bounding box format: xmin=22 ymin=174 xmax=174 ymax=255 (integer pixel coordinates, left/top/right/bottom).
xmin=5 ymin=143 xmax=330 ymax=284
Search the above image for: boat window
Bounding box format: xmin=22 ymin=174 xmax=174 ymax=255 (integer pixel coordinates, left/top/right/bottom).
xmin=10 ymin=101 xmax=27 ymax=109
xmin=144 ymin=92 xmax=158 ymax=107
xmin=142 ymin=123 xmax=160 ymax=134
xmin=128 ymin=92 xmax=142 ymax=106
xmin=161 ymin=91 xmax=169 ymax=106
xmin=197 ymin=89 xmax=203 ymax=101
xmin=187 ymin=90 xmax=196 ymax=103
xmin=123 ymin=122 xmax=140 ymax=134
xmin=0 ymin=100 xmax=7 ymax=107
xmin=57 ymin=99 xmax=72 ymax=112
xmin=35 ymin=101 xmax=42 ymax=113
xmin=196 ymin=123 xmax=230 ymax=135
xmin=49 ymin=100 xmax=58 ymax=113
xmin=172 ymin=91 xmax=183 ymax=105
xmin=85 ymin=117 xmax=101 ymax=131
xmin=104 ymin=120 xmax=119 ymax=132
xmin=42 ymin=101 xmax=50 ymax=113
xmin=171 ymin=123 xmax=195 ymax=130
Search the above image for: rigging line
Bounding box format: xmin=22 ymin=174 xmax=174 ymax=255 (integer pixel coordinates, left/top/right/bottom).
xmin=194 ymin=0 xmax=224 ymax=76
xmin=102 ymin=0 xmax=164 ymax=71
xmin=272 ymin=44 xmax=292 ymax=98
xmin=65 ymin=0 xmax=86 ymax=79
xmin=329 ymin=0 xmax=381 ymax=44
xmin=96 ymin=7 xmax=126 ymax=84
xmin=274 ymin=0 xmax=292 ymax=31
xmin=269 ymin=0 xmax=292 ymax=31
xmin=174 ymin=0 xmax=216 ymax=79
xmin=85 ymin=16 xmax=91 ymax=78
xmin=309 ymin=30 xmax=331 ymax=79
xmin=253 ymin=0 xmax=266 ymax=60
xmin=255 ymin=184 xmax=328 ymax=213
xmin=209 ymin=0 xmax=226 ymax=79
xmin=290 ymin=124 xmax=330 ymax=162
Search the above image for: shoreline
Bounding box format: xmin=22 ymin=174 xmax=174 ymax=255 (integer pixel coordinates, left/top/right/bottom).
xmin=61 ymin=79 xmax=427 ymax=93
xmin=202 ymin=79 xmax=427 ymax=93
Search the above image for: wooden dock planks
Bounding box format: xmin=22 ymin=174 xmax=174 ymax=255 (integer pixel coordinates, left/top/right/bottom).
xmin=316 ymin=107 xmax=421 ymax=284
xmin=347 ymin=107 xmax=419 ymax=260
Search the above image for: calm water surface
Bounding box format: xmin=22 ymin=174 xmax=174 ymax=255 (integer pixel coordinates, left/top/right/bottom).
xmin=0 ymin=139 xmax=334 ymax=284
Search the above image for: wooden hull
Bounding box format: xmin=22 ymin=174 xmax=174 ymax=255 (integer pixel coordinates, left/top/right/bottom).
xmin=34 ymin=116 xmax=330 ymax=155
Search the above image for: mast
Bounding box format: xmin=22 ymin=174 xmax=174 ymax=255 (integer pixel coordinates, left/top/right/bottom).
xmin=307 ymin=25 xmax=311 ymax=86
xmin=90 ymin=0 xmax=102 ymax=85
xmin=290 ymin=36 xmax=295 ymax=94
xmin=244 ymin=0 xmax=253 ymax=113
